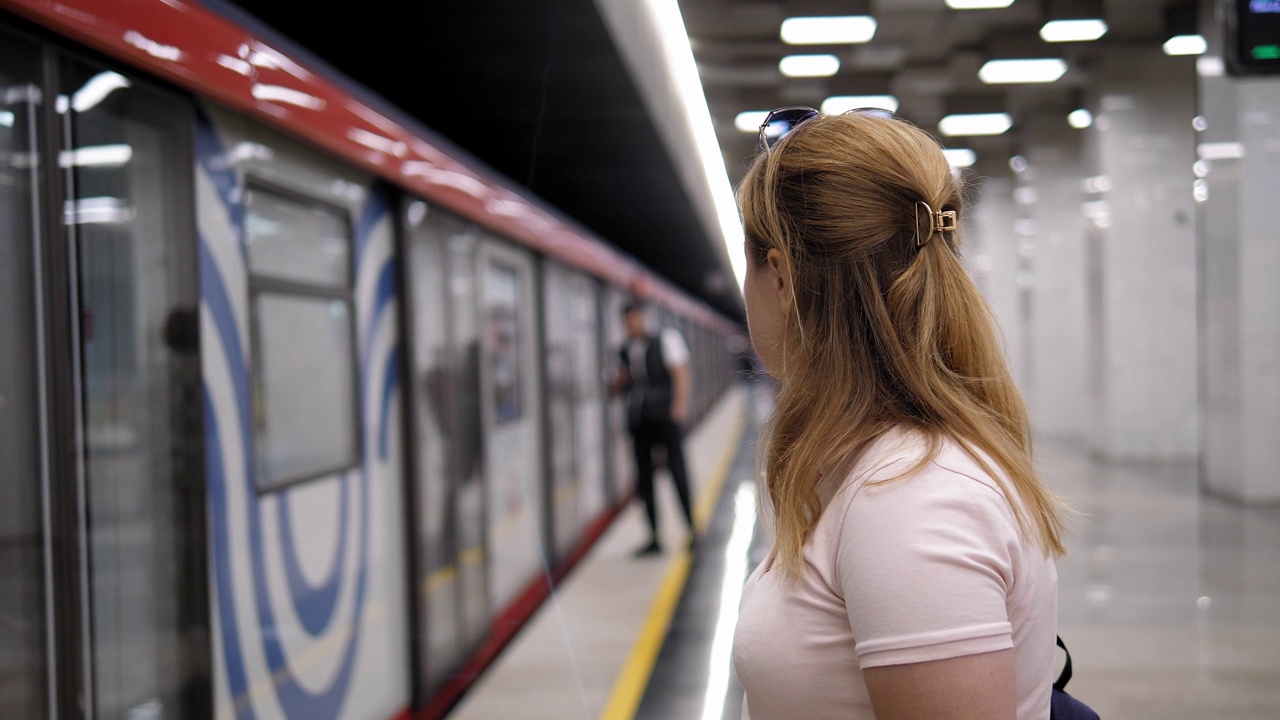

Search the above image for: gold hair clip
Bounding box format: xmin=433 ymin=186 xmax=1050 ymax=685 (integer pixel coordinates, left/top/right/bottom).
xmin=914 ymin=201 xmax=958 ymax=247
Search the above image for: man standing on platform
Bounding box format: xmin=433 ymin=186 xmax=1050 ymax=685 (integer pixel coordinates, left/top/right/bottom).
xmin=612 ymin=300 xmax=696 ymax=557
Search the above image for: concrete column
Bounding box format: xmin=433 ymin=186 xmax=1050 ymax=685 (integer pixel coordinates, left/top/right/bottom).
xmin=1085 ymin=48 xmax=1199 ymax=461
xmin=1198 ymin=2 xmax=1280 ymax=503
xmin=1022 ymin=117 xmax=1089 ymax=441
xmin=968 ymin=161 xmax=1027 ymax=387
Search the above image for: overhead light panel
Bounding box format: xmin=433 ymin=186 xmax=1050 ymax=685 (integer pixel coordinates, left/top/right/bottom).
xmin=978 ymin=58 xmax=1067 ymax=84
xmin=943 ymin=148 xmax=977 ymax=168
xmin=1040 ymin=19 xmax=1108 ymax=42
xmin=780 ymin=16 xmax=877 ymax=45
xmin=820 ymin=95 xmax=899 ymax=114
xmin=735 ymin=111 xmax=769 ymax=133
xmin=938 ymin=112 xmax=1013 ymax=136
xmin=1163 ymin=34 xmax=1207 ymax=56
xmin=780 ymin=54 xmax=840 ymax=77
xmin=1067 ymin=108 xmax=1093 ymax=128
xmin=946 ymin=0 xmax=1015 ymax=8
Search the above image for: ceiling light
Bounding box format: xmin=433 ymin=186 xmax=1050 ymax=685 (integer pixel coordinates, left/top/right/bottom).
xmin=1067 ymin=108 xmax=1093 ymax=129
xmin=938 ymin=112 xmax=1013 ymax=136
xmin=780 ymin=16 xmax=877 ymax=45
xmin=943 ymin=148 xmax=977 ymax=167
xmin=735 ymin=111 xmax=769 ymax=133
xmin=1163 ymin=34 xmax=1207 ymax=56
xmin=779 ymin=54 xmax=840 ymax=78
xmin=820 ymin=95 xmax=899 ymax=114
xmin=946 ymin=0 xmax=1015 ymax=8
xmin=1040 ymin=19 xmax=1107 ymax=42
xmin=978 ymin=58 xmax=1067 ymax=84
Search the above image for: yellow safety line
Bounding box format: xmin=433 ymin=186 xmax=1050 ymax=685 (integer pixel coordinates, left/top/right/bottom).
xmin=599 ymin=403 xmax=749 ymax=720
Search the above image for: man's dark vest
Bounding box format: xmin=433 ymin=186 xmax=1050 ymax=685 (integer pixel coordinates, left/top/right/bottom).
xmin=620 ymin=334 xmax=672 ymax=429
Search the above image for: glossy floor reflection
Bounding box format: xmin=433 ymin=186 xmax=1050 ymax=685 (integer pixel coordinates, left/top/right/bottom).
xmin=1048 ymin=442 xmax=1280 ymax=719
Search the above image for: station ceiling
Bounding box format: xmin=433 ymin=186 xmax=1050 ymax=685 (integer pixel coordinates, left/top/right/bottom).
xmin=228 ymin=0 xmax=1181 ymax=323
xmin=224 ymin=0 xmax=747 ymax=321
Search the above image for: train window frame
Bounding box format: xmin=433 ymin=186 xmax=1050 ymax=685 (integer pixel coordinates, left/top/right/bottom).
xmin=244 ymin=178 xmax=362 ymax=493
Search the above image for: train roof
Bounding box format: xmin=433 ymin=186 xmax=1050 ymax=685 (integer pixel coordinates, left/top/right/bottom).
xmin=4 ymin=0 xmax=742 ymax=334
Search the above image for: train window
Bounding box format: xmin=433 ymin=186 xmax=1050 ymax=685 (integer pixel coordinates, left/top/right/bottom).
xmin=246 ymin=185 xmax=358 ymax=490
xmin=485 ymin=261 xmax=523 ymax=423
xmin=245 ymin=187 xmax=350 ymax=288
xmin=251 ymin=295 xmax=358 ymax=487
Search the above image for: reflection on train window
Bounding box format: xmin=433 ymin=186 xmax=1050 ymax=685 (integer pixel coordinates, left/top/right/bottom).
xmin=245 ymin=186 xmax=350 ymax=288
xmin=486 ymin=262 xmax=522 ymax=423
xmin=252 ymin=295 xmax=357 ymax=487
xmin=246 ymin=185 xmax=358 ymax=491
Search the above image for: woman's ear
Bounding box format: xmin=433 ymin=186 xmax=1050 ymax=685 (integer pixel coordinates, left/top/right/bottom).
xmin=765 ymin=248 xmax=790 ymax=309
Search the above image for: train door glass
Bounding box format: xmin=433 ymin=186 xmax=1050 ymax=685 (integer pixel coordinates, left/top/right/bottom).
xmin=568 ymin=274 xmax=605 ymax=531
xmin=603 ymin=287 xmax=631 ymax=498
xmin=404 ymin=202 xmax=471 ymax=691
xmin=542 ymin=261 xmax=582 ymax=558
xmin=444 ymin=225 xmax=490 ymax=652
xmin=0 ymin=30 xmax=48 ymax=719
xmin=478 ymin=238 xmax=545 ymax=614
xmin=61 ymin=58 xmax=204 ymax=718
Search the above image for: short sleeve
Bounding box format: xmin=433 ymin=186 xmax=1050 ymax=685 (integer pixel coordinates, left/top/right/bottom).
xmin=661 ymin=327 xmax=690 ymax=368
xmin=835 ymin=465 xmax=1018 ymax=669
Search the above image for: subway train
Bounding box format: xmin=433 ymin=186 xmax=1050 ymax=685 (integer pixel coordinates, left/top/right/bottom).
xmin=0 ymin=2 xmax=741 ymax=719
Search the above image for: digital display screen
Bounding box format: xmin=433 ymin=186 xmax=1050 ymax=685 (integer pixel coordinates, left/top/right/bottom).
xmin=1232 ymin=0 xmax=1280 ymax=74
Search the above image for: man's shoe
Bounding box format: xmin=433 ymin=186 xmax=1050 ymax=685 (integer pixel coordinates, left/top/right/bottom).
xmin=632 ymin=539 xmax=662 ymax=558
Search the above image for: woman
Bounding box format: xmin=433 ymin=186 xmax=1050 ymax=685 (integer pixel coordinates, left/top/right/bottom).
xmin=731 ymin=108 xmax=1067 ymax=720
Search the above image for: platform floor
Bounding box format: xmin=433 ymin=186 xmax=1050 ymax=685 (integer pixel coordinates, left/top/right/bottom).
xmin=447 ymin=379 xmax=1280 ymax=720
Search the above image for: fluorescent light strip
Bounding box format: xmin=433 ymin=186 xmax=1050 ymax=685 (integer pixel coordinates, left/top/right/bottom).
xmin=1197 ymin=142 xmax=1244 ymax=160
xmin=780 ymin=16 xmax=877 ymax=45
xmin=1164 ymin=35 xmax=1207 ymax=56
xmin=251 ymin=83 xmax=326 ymax=110
xmin=650 ymin=0 xmax=747 ymax=288
xmin=821 ymin=95 xmax=899 ymax=114
xmin=71 ymin=72 xmax=131 ymax=113
xmin=946 ymin=0 xmax=1014 ymax=8
xmin=59 ymin=144 xmax=133 ymax=168
xmin=1040 ymin=19 xmax=1107 ymax=42
xmin=779 ymin=54 xmax=840 ymax=77
xmin=979 ymin=58 xmax=1067 ymax=84
xmin=938 ymin=112 xmax=1013 ymax=136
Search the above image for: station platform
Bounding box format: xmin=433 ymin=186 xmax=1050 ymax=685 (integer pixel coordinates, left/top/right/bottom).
xmin=446 ymin=379 xmax=1280 ymax=720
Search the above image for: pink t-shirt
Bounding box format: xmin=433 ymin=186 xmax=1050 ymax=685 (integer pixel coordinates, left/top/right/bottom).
xmin=733 ymin=428 xmax=1057 ymax=720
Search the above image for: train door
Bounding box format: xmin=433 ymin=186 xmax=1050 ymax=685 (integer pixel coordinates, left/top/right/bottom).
xmin=195 ymin=106 xmax=409 ymax=719
xmin=0 ymin=29 xmax=52 ymax=720
xmin=477 ymin=237 xmax=547 ymax=615
xmin=402 ymin=202 xmax=487 ymax=691
xmin=542 ymin=262 xmax=606 ymax=557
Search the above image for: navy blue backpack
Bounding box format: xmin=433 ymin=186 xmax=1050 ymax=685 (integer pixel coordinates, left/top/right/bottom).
xmin=1051 ymin=636 xmax=1099 ymax=720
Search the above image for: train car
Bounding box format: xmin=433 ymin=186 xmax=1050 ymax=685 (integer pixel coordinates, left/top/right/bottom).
xmin=0 ymin=2 xmax=742 ymax=719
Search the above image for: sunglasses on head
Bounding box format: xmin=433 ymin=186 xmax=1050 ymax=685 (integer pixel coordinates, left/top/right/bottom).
xmin=757 ymin=106 xmax=896 ymax=153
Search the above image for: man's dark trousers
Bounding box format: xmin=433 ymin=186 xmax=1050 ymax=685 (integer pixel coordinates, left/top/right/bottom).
xmin=633 ymin=418 xmax=694 ymax=538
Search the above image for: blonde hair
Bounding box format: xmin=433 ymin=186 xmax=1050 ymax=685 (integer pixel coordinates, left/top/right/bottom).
xmin=739 ymin=112 xmax=1067 ymax=576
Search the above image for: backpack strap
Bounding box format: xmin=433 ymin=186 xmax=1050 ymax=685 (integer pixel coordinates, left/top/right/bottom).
xmin=1054 ymin=635 xmax=1073 ymax=692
